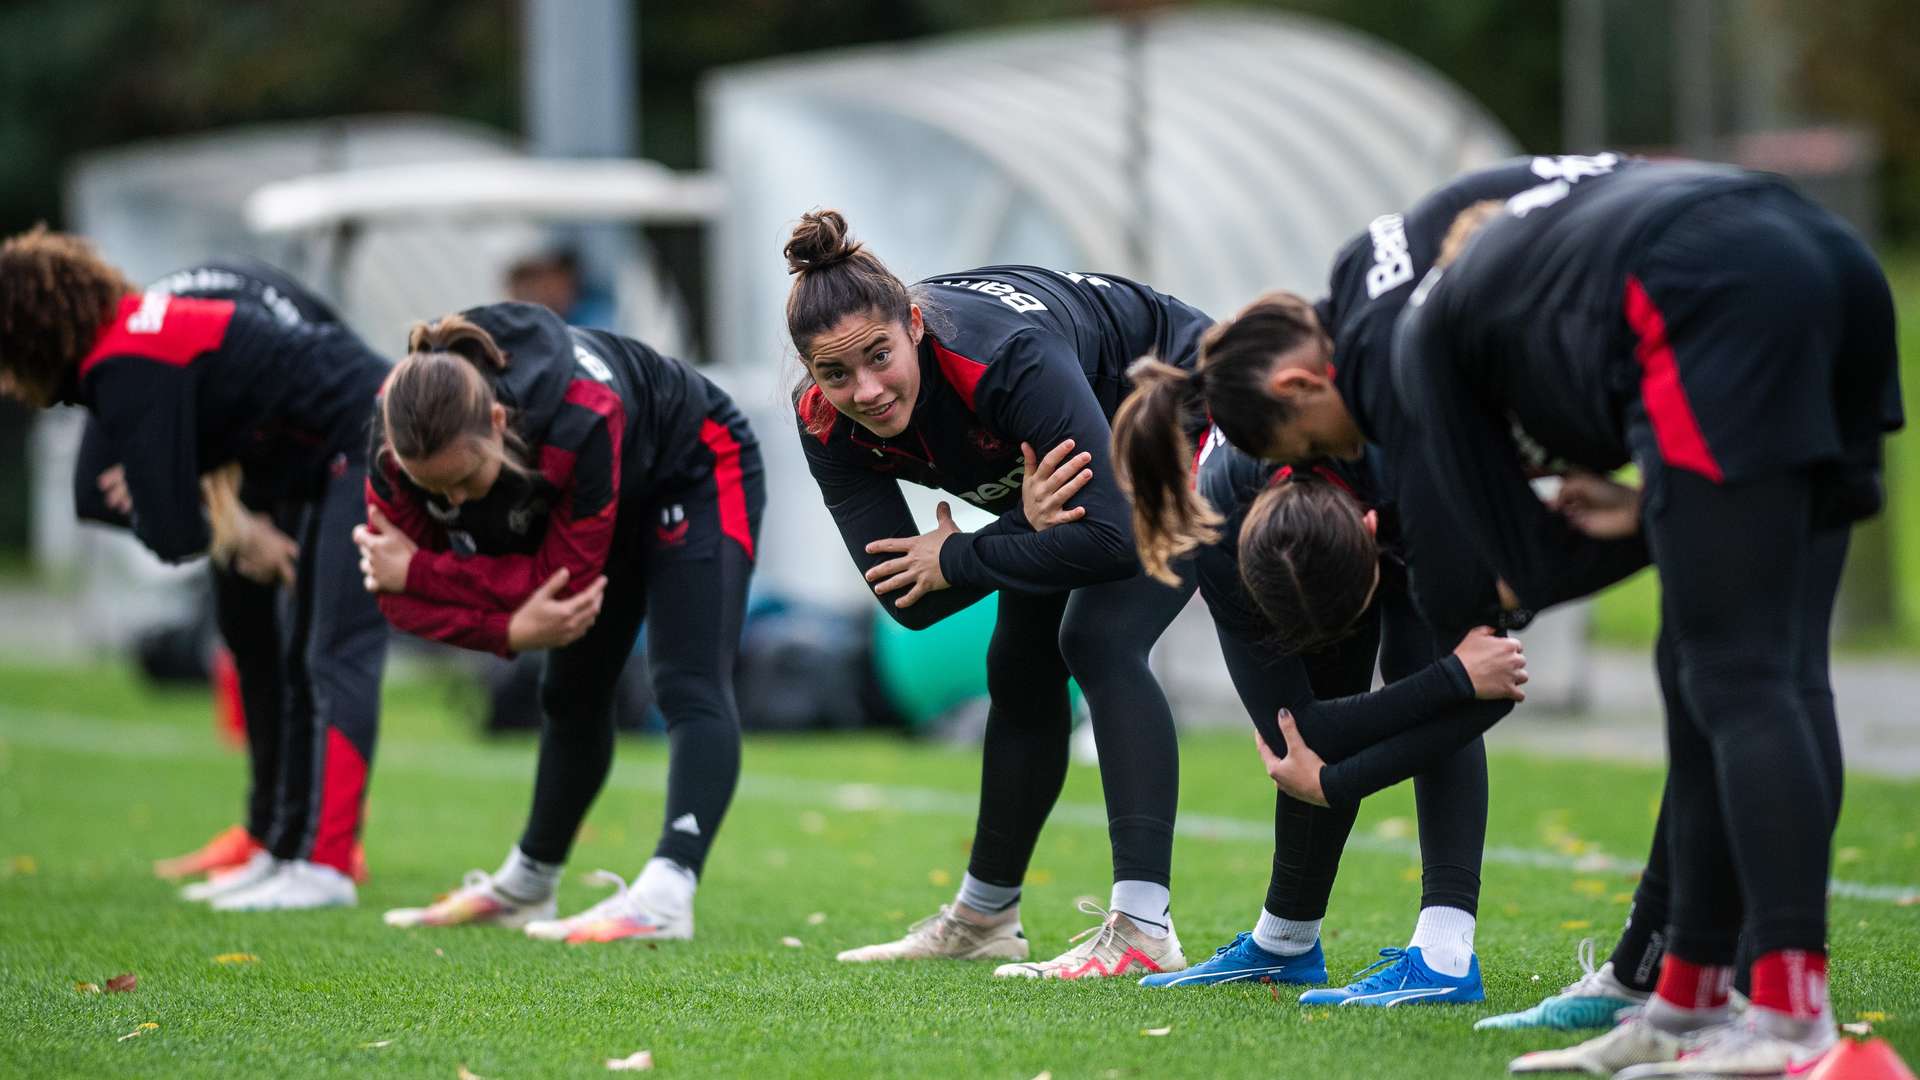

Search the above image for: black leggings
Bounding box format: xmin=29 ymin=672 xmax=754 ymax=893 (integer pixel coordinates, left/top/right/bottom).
xmin=1642 ymin=466 xmax=1844 ymax=963
xmin=965 ymin=570 xmax=1194 ymax=889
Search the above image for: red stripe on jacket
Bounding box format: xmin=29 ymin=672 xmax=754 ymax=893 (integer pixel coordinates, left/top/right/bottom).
xmin=700 ymin=419 xmax=755 ymax=559
xmin=79 ymin=294 xmax=233 ymax=379
xmin=1623 ymin=275 xmax=1724 ymax=483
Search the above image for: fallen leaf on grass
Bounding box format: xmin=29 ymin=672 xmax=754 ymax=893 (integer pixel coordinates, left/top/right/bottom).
xmin=927 ymin=869 xmax=953 ymax=887
xmin=105 ymin=973 xmax=137 ymax=993
xmin=1032 ymin=1072 xmax=1053 ymax=1080
xmin=212 ymin=953 xmax=258 ymax=965
xmin=1844 ymin=1022 xmax=1873 ymax=1036
xmin=1559 ymin=920 xmax=1592 ymax=931
xmin=8 ymin=855 xmax=37 ymax=876
xmin=361 ymin=1040 xmax=395 ymax=1049
xmin=117 ymin=1022 xmax=159 ymax=1042
xmin=806 ymin=912 xmax=827 ymax=926
xmin=74 ymin=982 xmax=101 ymax=994
xmin=457 ymin=1066 xmax=490 ymax=1080
xmin=1141 ymin=1027 xmax=1171 ymax=1037
xmin=606 ymin=1050 xmax=654 ymax=1071
xmin=780 ymin=937 xmax=804 ymax=948
xmin=1858 ymin=1011 xmax=1889 ymax=1022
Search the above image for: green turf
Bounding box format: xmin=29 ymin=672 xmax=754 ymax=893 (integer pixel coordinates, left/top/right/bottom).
xmin=1 ymin=661 xmax=1915 ymax=1078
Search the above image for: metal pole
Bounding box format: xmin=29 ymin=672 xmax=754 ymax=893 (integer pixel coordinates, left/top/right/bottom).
xmin=1673 ymin=0 xmax=1715 ymax=160
xmin=1121 ymin=13 xmax=1152 ymax=281
xmin=1561 ymin=0 xmax=1607 ymax=152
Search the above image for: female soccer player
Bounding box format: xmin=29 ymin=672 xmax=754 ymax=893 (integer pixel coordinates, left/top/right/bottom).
xmin=1389 ymin=161 xmax=1899 ymax=1078
xmin=0 ymin=234 xmax=389 ymax=911
xmin=1115 ymin=415 xmax=1529 ymax=995
xmin=74 ymin=260 xmax=373 ymax=896
xmin=786 ymin=209 xmax=1211 ymax=979
xmin=1107 ymin=156 xmax=1637 ymax=1004
xmin=358 ymin=302 xmax=763 ymax=945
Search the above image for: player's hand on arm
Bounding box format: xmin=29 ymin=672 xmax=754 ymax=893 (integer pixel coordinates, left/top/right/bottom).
xmin=1020 ymin=438 xmax=1094 ymax=532
xmin=1549 ymin=469 xmax=1642 ymax=539
xmin=507 ymin=568 xmax=607 ymax=651
xmin=352 ymin=505 xmax=417 ymax=594
xmin=864 ymin=500 xmax=959 ymax=609
xmin=97 ymin=466 xmax=133 ymax=517
xmin=1254 ymin=710 xmax=1329 ymax=808
xmin=231 ymin=513 xmax=300 ymax=586
xmin=1452 ymin=625 xmax=1529 ymax=702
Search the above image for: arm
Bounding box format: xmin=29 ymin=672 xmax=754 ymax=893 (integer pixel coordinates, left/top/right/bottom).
xmin=1392 ymin=302 xmax=1647 ymax=620
xmin=938 ymin=333 xmax=1139 ymax=591
xmin=375 ymin=590 xmax=514 ymax=657
xmin=86 ymin=359 xmax=210 ymax=562
xmin=804 ymin=431 xmax=993 ymax=630
xmin=72 ymin=418 xmax=132 ymax=529
xmin=404 ymin=385 xmax=622 ymax=611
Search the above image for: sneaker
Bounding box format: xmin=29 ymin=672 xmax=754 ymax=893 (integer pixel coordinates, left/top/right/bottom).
xmin=1507 ymin=1011 xmax=1700 ymax=1075
xmin=1140 ymin=931 xmax=1326 ymax=987
xmin=993 ymin=900 xmax=1186 ymax=980
xmin=836 ymin=904 xmax=1029 ymax=963
xmin=154 ymin=825 xmax=262 ymax=880
xmin=1612 ymin=1012 xmax=1837 ymax=1078
xmin=180 ymin=851 xmax=280 ymax=902
xmin=1299 ymin=946 xmax=1484 ymax=1006
xmin=211 ymin=860 xmax=357 ymax=911
xmin=1477 ymin=939 xmax=1649 ymax=1031
xmin=383 ymin=870 xmax=557 ymax=929
xmin=523 ymin=870 xmax=693 ymax=944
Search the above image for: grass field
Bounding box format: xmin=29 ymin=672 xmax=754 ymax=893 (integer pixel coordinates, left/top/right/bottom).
xmin=2 ymin=661 xmax=1916 ymax=1079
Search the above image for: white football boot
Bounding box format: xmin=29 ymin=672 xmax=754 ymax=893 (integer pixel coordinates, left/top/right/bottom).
xmin=836 ymin=904 xmax=1029 ymax=963
xmin=211 ymin=859 xmax=357 ymax=911
xmin=383 ymin=869 xmax=557 ymax=929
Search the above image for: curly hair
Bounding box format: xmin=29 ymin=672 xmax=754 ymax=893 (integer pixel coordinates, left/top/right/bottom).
xmin=0 ymin=227 xmax=136 ymax=407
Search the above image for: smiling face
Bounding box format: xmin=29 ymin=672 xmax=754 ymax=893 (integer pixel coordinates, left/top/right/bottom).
xmin=396 ymin=402 xmax=509 ymax=506
xmin=802 ymin=306 xmax=924 ymax=438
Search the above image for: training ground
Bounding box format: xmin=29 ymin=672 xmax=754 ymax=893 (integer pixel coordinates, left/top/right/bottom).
xmin=1 ymin=661 xmax=1915 ymax=1078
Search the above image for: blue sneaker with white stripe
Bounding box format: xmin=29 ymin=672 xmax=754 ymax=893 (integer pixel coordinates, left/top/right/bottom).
xmin=1297 ymin=946 xmax=1483 ymax=1007
xmin=1139 ymin=932 xmax=1325 ymax=988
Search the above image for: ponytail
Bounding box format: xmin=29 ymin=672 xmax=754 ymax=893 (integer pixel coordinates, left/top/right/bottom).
xmin=201 ymin=463 xmax=247 ymax=568
xmin=383 ymin=313 xmax=528 ymax=471
xmin=1113 ymin=357 xmax=1221 ymax=586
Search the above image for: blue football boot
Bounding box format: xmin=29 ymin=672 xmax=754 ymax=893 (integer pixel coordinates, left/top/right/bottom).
xmin=1139 ymin=931 xmax=1326 ymax=988
xmin=1297 ymin=946 xmax=1484 ymax=1006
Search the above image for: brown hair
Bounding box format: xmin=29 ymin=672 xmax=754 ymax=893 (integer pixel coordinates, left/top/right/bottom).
xmin=1237 ymin=480 xmax=1379 ymax=655
xmin=1112 ymin=357 xmax=1220 ymax=585
xmin=1438 ymin=199 xmax=1506 ymax=269
xmin=381 ymin=314 xmax=529 ymax=471
xmin=783 ymin=209 xmax=919 ymax=434
xmin=0 ymin=227 xmax=137 ymax=407
xmin=1111 ymin=291 xmax=1331 ymax=584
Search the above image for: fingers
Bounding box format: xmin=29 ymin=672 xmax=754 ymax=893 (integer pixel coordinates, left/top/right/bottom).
xmin=864 ymin=536 xmax=914 ymax=556
xmin=1022 ymin=442 xmax=1038 ymax=474
xmin=351 ymin=524 xmax=373 ymax=548
xmin=1276 ymin=707 xmax=1306 ymax=753
xmin=532 ymin=567 xmax=571 ymax=600
xmin=1037 ymin=438 xmax=1077 ymax=479
xmin=894 ymin=579 xmax=929 ymax=609
xmin=935 ymin=501 xmax=955 ymax=529
xmin=1045 ymin=463 xmax=1093 ymax=506
xmin=1466 ymin=625 xmax=1494 ymax=638
xmin=367 ymin=505 xmax=391 ymax=532
xmin=864 ymin=555 xmax=911 ymax=584
xmin=871 ymin=569 xmax=917 ymax=597
xmin=1253 ymin=726 xmax=1283 ymax=768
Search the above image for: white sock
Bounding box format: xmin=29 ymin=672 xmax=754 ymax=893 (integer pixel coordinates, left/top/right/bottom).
xmin=1408 ymin=905 xmax=1477 ymax=977
xmin=493 ymin=847 xmax=562 ymax=903
xmin=1110 ymin=880 xmax=1172 ymax=939
xmin=634 ymin=857 xmax=697 ymax=912
xmin=1253 ymin=909 xmax=1321 ymax=957
xmin=955 ymin=873 xmax=1021 ymax=919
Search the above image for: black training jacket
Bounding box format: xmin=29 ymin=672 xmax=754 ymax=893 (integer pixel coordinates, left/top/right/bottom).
xmin=798 ymin=266 xmax=1213 ymax=629
xmin=64 ymin=263 xmax=388 ymax=563
xmin=1321 ymin=154 xmax=1651 ymax=635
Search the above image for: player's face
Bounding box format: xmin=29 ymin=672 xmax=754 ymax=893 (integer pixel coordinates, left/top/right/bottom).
xmin=805 ymin=306 xmax=924 ymax=438
xmin=1261 ymin=345 xmax=1366 ymax=464
xmin=398 ymin=406 xmax=508 ymax=507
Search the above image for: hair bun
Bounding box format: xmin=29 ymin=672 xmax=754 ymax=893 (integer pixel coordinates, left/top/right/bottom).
xmin=784 ymin=209 xmax=861 ymax=276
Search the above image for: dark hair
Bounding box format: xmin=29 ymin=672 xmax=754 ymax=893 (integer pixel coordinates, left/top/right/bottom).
xmin=1110 ymin=291 xmax=1331 ymax=583
xmin=784 ymin=208 xmax=913 ymax=359
xmin=1199 ymin=291 xmax=1328 ymax=454
xmin=1112 ymin=357 xmax=1221 ymax=585
xmin=0 ymin=227 xmax=137 ymax=407
xmin=1238 ymin=480 xmax=1378 ymax=654
xmin=382 ymin=314 xmax=529 ymax=471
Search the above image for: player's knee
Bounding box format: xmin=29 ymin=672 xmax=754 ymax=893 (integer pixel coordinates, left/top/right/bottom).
xmin=1055 ymin=611 xmax=1146 ymax=680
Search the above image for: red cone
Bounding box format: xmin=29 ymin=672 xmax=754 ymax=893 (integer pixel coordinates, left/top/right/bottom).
xmin=1806 ymin=1038 xmax=1918 ymax=1080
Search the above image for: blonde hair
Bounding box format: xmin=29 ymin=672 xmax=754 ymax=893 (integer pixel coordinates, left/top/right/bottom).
xmin=200 ymin=463 xmax=249 ymax=569
xmin=1437 ymin=199 xmax=1507 ymax=269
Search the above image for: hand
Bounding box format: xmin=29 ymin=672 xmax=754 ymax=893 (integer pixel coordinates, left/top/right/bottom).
xmin=97 ymin=466 xmax=133 ymax=517
xmin=1020 ymin=439 xmax=1093 ymax=532
xmin=1452 ymin=626 xmax=1528 ymax=702
xmin=1495 ymin=578 xmax=1521 ymax=612
xmin=230 ymin=513 xmax=299 ymax=586
xmin=352 ymin=505 xmax=417 ymax=594
xmin=1550 ymin=469 xmax=1642 ymax=539
xmin=1254 ymin=710 xmax=1329 ymax=807
xmin=507 ymin=568 xmax=607 ymax=651
xmin=863 ymin=501 xmax=959 ymax=608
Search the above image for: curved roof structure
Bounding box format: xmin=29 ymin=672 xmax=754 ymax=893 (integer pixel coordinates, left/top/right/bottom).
xmin=703 ymin=7 xmax=1519 ymax=608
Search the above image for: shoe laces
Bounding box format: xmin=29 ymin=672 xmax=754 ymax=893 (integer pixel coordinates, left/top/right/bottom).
xmin=1210 ymin=931 xmax=1254 ymax=961
xmin=568 ymin=869 xmax=646 ymax=925
xmin=1341 ymin=947 xmax=1417 ymax=991
xmin=1557 ymin=937 xmax=1606 ymax=995
xmin=906 ymin=905 xmax=962 ymax=943
xmin=1059 ymin=899 xmax=1128 ymax=961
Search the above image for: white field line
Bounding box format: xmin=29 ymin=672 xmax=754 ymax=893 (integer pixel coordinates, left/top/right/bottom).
xmin=3 ymin=706 xmax=1916 ymax=906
